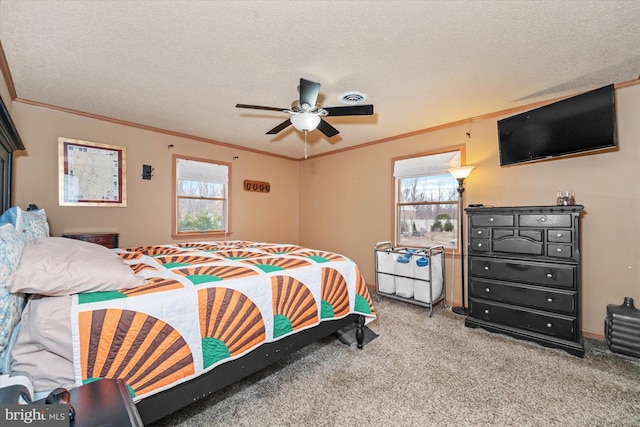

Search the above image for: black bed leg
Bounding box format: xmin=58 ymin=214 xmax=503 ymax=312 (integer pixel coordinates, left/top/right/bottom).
xmin=355 ymin=315 xmax=365 ymax=349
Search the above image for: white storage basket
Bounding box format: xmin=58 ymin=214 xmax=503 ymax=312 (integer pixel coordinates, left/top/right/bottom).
xmin=394 ymin=251 xmax=414 ymax=298
xmin=376 ymin=249 xmax=397 ymax=294
xmin=414 ymin=253 xmax=443 ymax=303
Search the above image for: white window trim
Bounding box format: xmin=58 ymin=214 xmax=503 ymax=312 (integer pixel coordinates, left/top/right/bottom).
xmin=172 ymin=154 xmax=232 ymax=238
xmin=392 ymin=148 xmax=465 ymax=251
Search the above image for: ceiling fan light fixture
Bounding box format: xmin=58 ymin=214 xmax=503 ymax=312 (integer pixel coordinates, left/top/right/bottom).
xmin=236 ymin=78 xmax=374 ymax=139
xmin=290 ymin=113 xmax=321 ymax=132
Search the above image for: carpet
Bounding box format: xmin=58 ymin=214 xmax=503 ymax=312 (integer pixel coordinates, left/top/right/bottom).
xmin=150 ymin=298 xmax=640 ymax=427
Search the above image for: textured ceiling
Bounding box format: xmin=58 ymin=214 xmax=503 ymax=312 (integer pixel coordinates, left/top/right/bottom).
xmin=1 ymin=0 xmax=639 ymax=160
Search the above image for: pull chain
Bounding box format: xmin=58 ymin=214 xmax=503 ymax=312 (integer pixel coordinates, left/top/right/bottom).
xmin=304 ymin=131 xmax=308 ymax=159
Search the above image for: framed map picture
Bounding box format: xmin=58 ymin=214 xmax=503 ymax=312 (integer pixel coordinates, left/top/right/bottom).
xmin=58 ymin=137 xmax=127 ymax=207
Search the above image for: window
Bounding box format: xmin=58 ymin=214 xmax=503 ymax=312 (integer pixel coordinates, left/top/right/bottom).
xmin=173 ymin=156 xmax=230 ymax=237
xmin=393 ymin=150 xmax=462 ymax=250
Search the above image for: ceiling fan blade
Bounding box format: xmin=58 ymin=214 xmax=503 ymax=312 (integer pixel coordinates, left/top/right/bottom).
xmin=299 ymin=78 xmax=321 ymax=108
xmin=236 ymin=104 xmax=287 ymax=112
xmin=324 ymin=104 xmax=374 ymax=116
xmin=266 ymin=119 xmax=292 ymax=135
xmin=317 ymin=118 xmax=340 ymax=138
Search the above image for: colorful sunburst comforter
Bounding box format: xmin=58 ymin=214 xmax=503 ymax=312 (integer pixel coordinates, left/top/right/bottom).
xmin=70 ymin=241 xmax=376 ymax=401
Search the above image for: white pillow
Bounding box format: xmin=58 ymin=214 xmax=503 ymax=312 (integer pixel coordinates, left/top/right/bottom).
xmin=8 ymin=237 xmax=145 ymax=296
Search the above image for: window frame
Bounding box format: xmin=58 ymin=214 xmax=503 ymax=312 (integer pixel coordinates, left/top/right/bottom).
xmin=392 ymin=146 xmax=466 ymax=253
xmin=172 ymin=154 xmax=232 ymax=239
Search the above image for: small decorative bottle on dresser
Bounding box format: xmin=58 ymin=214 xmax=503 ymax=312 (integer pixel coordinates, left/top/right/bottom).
xmin=464 ymin=205 xmax=584 ymax=357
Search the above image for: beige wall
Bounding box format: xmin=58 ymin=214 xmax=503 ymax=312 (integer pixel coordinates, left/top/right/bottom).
xmin=5 ymin=62 xmax=639 ymax=337
xmin=299 ymin=84 xmax=640 ymax=338
xmin=10 ymin=103 xmax=300 ymax=248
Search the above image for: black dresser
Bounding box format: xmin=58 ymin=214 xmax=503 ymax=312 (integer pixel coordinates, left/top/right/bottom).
xmin=464 ymin=205 xmax=584 ymax=357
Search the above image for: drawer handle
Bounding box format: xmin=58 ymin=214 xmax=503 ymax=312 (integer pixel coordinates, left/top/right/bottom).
xmin=546 ymin=273 xmax=553 ymax=278
xmin=556 ymin=233 xmax=563 ymax=237
xmin=484 ymin=266 xmax=490 ymax=271
xmin=556 ymin=248 xmax=562 ymax=252
xmin=485 ymin=288 xmax=491 ymax=293
xmin=546 ymin=323 xmax=553 ymax=328
xmin=540 ymin=217 xmax=546 ymax=222
xmin=489 ymin=217 xmax=494 ymax=222
xmin=477 ymin=230 xmax=483 ymax=235
xmin=484 ymin=309 xmax=490 ymax=314
xmin=477 ymin=243 xmax=483 ymax=247
xmin=547 ymin=297 xmax=554 ymax=303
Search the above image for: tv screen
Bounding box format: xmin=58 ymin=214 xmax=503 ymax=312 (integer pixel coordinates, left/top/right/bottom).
xmin=497 ymin=84 xmax=617 ymax=166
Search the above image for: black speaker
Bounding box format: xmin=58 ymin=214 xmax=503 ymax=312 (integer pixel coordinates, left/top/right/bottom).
xmin=605 ymin=297 xmax=640 ymax=358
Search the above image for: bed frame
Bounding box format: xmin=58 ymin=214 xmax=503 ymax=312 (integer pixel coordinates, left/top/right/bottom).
xmin=0 ymin=96 xmax=369 ymax=424
xmin=137 ymin=314 xmax=365 ymax=424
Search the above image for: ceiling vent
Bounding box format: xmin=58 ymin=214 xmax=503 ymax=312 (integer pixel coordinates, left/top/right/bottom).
xmin=339 ymin=91 xmax=367 ymax=105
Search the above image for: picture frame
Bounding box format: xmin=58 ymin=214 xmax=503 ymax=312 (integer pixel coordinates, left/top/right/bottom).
xmin=58 ymin=137 xmax=127 ymax=207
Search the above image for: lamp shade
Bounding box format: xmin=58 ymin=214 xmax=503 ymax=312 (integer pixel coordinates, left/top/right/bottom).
xmin=448 ymin=166 xmax=475 ymax=180
xmin=290 ymin=113 xmax=321 ymax=132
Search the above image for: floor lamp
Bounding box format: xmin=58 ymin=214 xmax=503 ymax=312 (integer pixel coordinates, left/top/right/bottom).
xmin=447 ymin=166 xmax=475 ymax=316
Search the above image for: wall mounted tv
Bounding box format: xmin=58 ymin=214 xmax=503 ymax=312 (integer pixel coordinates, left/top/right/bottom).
xmin=497 ymin=84 xmax=617 ymax=166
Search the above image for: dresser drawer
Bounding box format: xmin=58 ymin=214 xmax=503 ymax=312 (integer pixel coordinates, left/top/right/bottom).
xmin=493 ymin=229 xmax=544 ymax=241
xmin=471 ymin=214 xmax=514 ymax=227
xmin=547 ymin=229 xmax=572 ymax=243
xmin=519 ymin=214 xmax=571 ymax=228
xmin=471 ymin=227 xmax=490 ymax=238
xmin=469 ymin=299 xmax=577 ymax=341
xmin=469 ymin=257 xmax=576 ymax=289
xmin=469 ymin=278 xmax=576 ymax=314
xmin=548 ymin=244 xmax=572 ymax=258
xmin=470 ymin=238 xmax=490 ymax=252
xmin=492 ymin=237 xmax=543 ymax=256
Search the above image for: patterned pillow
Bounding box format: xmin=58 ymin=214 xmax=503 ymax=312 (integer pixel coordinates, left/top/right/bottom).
xmin=0 ymin=223 xmax=26 ymax=372
xmin=0 ymin=207 xmax=49 ymax=241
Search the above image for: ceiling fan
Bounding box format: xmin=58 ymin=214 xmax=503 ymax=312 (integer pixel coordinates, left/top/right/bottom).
xmin=235 ymin=78 xmax=374 ymax=138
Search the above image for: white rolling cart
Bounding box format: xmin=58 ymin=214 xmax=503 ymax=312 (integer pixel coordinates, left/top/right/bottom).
xmin=374 ymin=241 xmax=446 ymax=317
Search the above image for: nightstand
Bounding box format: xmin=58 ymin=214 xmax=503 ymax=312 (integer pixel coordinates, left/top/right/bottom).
xmin=37 ymin=379 xmax=142 ymax=427
xmin=61 ymin=232 xmax=119 ymax=248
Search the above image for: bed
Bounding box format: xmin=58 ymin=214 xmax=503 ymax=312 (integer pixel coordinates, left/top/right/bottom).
xmin=1 ymin=217 xmax=377 ymax=423
xmin=0 ymin=212 xmax=376 ymax=424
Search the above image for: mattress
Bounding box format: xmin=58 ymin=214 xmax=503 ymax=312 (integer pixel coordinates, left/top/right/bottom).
xmin=11 ymin=241 xmax=376 ymax=400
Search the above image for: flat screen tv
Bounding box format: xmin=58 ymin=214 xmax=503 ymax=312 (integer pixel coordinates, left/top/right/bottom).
xmin=497 ymin=84 xmax=617 ymax=166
